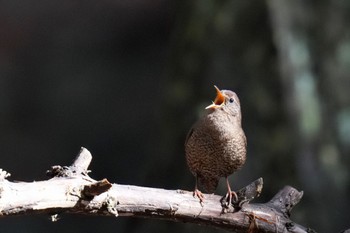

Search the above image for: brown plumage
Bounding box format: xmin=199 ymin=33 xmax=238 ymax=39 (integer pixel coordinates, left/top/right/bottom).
xmin=185 ymin=86 xmax=247 ymax=205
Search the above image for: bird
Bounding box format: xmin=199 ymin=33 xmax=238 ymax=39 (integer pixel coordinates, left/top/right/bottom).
xmin=185 ymin=85 xmax=247 ymax=206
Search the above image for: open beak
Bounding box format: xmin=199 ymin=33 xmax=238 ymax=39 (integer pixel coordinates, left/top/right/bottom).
xmin=205 ymin=85 xmax=225 ymax=109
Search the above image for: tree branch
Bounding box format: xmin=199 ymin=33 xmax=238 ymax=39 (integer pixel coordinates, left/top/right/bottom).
xmin=0 ymin=148 xmax=315 ymax=233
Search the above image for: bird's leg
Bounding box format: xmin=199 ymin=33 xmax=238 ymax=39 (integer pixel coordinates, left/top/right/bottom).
xmin=193 ymin=175 xmax=204 ymax=205
xmin=221 ymin=177 xmax=238 ymax=208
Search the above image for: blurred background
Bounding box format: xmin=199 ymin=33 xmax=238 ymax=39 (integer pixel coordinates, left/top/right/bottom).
xmin=0 ymin=0 xmax=349 ymax=232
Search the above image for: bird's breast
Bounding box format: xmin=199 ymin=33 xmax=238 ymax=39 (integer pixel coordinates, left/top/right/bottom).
xmin=185 ymin=111 xmax=247 ymax=177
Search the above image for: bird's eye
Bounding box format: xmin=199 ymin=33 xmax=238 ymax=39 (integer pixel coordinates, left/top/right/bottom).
xmin=229 ymin=98 xmax=234 ymax=103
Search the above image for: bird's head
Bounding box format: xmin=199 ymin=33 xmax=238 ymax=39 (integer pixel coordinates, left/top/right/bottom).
xmin=206 ymin=85 xmax=242 ymax=120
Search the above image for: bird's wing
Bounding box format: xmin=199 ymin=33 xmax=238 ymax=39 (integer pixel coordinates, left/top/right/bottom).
xmin=184 ymin=127 xmax=194 ymax=146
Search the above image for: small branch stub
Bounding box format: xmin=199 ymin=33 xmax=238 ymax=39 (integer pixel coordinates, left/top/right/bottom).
xmin=71 ymin=147 xmax=93 ymax=175
xmin=46 ymin=147 xmax=93 ymax=178
xmin=235 ymin=177 xmax=263 ymax=208
xmin=267 ymin=186 xmax=304 ymax=217
xmin=220 ymin=177 xmax=263 ymax=212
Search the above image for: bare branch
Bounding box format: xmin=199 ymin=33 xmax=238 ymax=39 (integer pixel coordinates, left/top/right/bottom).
xmin=0 ymin=148 xmax=315 ymax=233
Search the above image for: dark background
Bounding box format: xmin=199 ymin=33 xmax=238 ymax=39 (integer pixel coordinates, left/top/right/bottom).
xmin=1 ymin=1 xmax=350 ymax=232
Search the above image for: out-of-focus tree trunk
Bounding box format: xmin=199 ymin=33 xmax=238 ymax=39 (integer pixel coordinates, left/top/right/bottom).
xmin=268 ymin=0 xmax=350 ymax=231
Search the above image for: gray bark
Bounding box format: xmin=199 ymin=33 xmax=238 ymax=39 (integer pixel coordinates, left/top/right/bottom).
xmin=0 ymin=148 xmax=313 ymax=233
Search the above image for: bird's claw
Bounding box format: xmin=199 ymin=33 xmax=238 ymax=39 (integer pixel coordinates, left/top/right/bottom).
xmin=193 ymin=189 xmax=204 ymax=206
xmin=221 ymin=191 xmax=238 ymax=208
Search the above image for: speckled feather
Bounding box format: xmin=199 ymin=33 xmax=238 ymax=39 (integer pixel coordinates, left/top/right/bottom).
xmin=185 ymin=90 xmax=247 ymax=193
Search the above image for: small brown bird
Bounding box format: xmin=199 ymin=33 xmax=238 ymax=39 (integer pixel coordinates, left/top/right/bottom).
xmin=185 ymin=85 xmax=247 ymax=206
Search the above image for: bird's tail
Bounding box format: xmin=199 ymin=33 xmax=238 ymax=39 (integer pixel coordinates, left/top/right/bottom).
xmin=198 ymin=175 xmax=219 ymax=193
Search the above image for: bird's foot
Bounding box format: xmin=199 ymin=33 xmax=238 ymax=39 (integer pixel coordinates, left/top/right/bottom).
xmin=193 ymin=189 xmax=204 ymax=206
xmin=220 ymin=190 xmax=238 ymax=208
